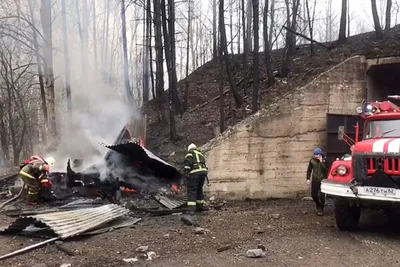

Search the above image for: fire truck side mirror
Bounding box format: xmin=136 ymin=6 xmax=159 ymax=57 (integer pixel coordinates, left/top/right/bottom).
xmin=338 ymin=126 xmax=344 ymax=140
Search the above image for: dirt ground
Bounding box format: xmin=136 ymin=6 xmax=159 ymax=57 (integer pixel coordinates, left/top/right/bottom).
xmin=1 ymin=198 xmax=400 ymax=267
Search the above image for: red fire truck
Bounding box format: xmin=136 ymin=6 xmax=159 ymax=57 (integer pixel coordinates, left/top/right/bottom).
xmin=321 ymin=96 xmax=400 ymax=230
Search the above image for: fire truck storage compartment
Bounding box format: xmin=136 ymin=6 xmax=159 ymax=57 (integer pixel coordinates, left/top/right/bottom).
xmin=326 ymin=114 xmax=364 ymax=166
xmin=367 ymin=63 xmax=400 ymax=101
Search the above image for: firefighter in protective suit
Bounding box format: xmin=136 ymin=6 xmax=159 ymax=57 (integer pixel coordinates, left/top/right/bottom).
xmin=184 ymin=143 xmax=208 ymax=214
xmin=19 ymin=157 xmax=55 ymax=205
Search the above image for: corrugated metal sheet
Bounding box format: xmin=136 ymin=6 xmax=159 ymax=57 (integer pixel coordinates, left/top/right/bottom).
xmin=154 ymin=195 xmax=186 ymax=210
xmin=100 ymin=141 xmax=181 ymax=180
xmin=1 ymin=204 xmax=129 ymax=239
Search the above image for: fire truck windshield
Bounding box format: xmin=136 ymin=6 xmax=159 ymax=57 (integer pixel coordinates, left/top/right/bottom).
xmin=364 ymin=120 xmax=400 ymax=139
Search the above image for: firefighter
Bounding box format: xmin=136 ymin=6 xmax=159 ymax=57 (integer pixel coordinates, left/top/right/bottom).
xmin=19 ymin=157 xmax=54 ymax=205
xmin=306 ymin=148 xmax=328 ymax=216
xmin=184 ymin=143 xmax=208 ymax=215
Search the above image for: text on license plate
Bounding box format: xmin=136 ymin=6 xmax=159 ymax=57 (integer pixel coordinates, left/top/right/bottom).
xmin=362 ymin=186 xmax=396 ymax=196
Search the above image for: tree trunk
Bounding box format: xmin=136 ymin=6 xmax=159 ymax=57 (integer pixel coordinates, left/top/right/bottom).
xmin=93 ymin=0 xmax=98 ymax=72
xmin=147 ymin=0 xmax=155 ymax=101
xmin=305 ymin=0 xmax=317 ymax=55
xmin=28 ymin=0 xmax=47 ymax=144
xmin=385 ymin=0 xmax=392 ymax=31
xmin=161 ymin=0 xmax=178 ymax=140
xmin=246 ymin=0 xmax=252 ymax=53
xmin=121 ymin=0 xmax=137 ymax=108
xmin=338 ymin=0 xmax=347 ymax=42
xmin=82 ymin=0 xmax=89 ymax=76
xmin=62 ymin=0 xmax=73 ymax=130
xmin=288 ymin=0 xmax=300 ymax=55
xmin=220 ymin=0 xmax=244 ymax=107
xmin=167 ymin=0 xmax=183 ymax=114
xmin=229 ymin=0 xmax=234 ymax=55
xmin=219 ymin=41 xmax=224 ymax=134
xmin=371 ymin=0 xmax=384 ymax=39
xmin=102 ymin=0 xmax=110 ymax=78
xmin=153 ymin=0 xmax=166 ymax=123
xmin=212 ymin=0 xmax=217 ymax=59
xmin=281 ymin=0 xmax=291 ymax=77
xmin=263 ymin=0 xmax=274 ymax=86
xmin=183 ymin=0 xmax=192 ymax=111
xmin=241 ymin=0 xmax=247 ymax=96
xmin=143 ymin=1 xmax=150 ymax=104
xmin=268 ymin=0 xmax=275 ymax=47
xmin=40 ymin=0 xmax=57 ymax=144
xmin=237 ymin=0 xmax=241 ymax=55
xmin=252 ymin=0 xmax=259 ymax=114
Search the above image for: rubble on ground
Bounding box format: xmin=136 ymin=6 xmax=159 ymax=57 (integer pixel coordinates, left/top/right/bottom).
xmin=0 ymin=131 xmax=190 ymax=262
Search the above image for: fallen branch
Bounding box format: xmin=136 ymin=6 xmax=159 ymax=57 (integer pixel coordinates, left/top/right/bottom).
xmin=282 ymin=25 xmax=331 ymax=50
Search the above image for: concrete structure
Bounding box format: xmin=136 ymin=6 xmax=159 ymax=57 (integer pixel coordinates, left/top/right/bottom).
xmin=202 ymin=55 xmax=400 ymax=200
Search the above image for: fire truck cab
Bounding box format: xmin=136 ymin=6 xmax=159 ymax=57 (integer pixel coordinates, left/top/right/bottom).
xmin=321 ymin=97 xmax=400 ymax=230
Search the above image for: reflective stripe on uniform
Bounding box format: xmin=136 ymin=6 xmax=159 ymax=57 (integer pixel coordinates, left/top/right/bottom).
xmin=28 ymin=191 xmax=39 ymax=195
xmin=196 ymin=200 xmax=205 ymax=204
xmin=184 ymin=166 xmax=191 ymax=170
xmin=20 ymin=170 xmax=36 ymax=179
xmin=189 ymin=150 xmax=207 ymax=174
xmin=189 ymin=168 xmax=207 ymax=174
xmin=41 ymin=179 xmax=49 ymax=183
xmin=185 ymin=153 xmax=193 ymax=158
xmin=187 ymin=201 xmax=197 ymax=206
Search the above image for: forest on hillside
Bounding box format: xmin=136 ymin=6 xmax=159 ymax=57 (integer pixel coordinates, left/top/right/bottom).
xmin=0 ymin=0 xmax=397 ymax=168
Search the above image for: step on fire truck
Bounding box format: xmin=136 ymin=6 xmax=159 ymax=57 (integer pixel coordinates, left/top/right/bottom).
xmin=321 ymin=96 xmax=400 ymax=231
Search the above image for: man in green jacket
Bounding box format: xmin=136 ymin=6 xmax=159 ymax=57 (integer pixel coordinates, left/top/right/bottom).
xmin=306 ymin=148 xmax=328 ymax=216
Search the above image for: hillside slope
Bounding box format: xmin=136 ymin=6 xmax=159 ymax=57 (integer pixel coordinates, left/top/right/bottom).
xmin=144 ymin=26 xmax=400 ymax=159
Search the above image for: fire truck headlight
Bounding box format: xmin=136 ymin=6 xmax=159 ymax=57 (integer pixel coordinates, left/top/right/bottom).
xmin=356 ymin=106 xmax=363 ymax=114
xmin=337 ymin=165 xmax=347 ymax=176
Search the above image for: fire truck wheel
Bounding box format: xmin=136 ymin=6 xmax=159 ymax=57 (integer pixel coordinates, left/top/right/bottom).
xmin=334 ymin=197 xmax=361 ymax=231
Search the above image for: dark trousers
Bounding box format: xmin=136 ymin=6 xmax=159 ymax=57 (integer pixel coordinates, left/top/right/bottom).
xmin=187 ymin=173 xmax=206 ymax=213
xmin=311 ymin=180 xmax=325 ymax=210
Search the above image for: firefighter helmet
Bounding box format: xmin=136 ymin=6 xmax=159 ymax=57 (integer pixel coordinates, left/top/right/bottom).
xmin=45 ymin=157 xmax=55 ymax=170
xmin=187 ymin=143 xmax=197 ymax=151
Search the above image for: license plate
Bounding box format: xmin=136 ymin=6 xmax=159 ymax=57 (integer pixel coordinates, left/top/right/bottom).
xmin=361 ymin=186 xmax=397 ymax=196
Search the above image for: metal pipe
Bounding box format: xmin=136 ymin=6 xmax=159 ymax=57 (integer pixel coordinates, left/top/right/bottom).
xmin=0 ymin=237 xmax=59 ymax=261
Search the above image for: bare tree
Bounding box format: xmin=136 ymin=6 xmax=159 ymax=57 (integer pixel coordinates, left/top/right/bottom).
xmin=281 ymin=0 xmax=300 ymax=77
xmin=305 ymin=0 xmax=317 ymax=55
xmin=183 ymin=0 xmax=192 ymax=111
xmin=92 ymin=0 xmax=98 ymax=71
xmin=219 ymin=0 xmax=244 ymax=107
xmin=371 ymin=0 xmax=384 ymax=39
xmin=121 ymin=0 xmax=137 ymax=108
xmin=338 ymin=0 xmax=347 ymax=42
xmin=252 ymin=0 xmax=259 ymax=114
xmin=241 ymin=0 xmax=248 ymax=96
xmin=40 ymin=0 xmax=57 ymax=142
xmin=161 ymin=0 xmax=178 ymax=140
xmin=212 ymin=0 xmax=217 ymax=59
xmin=28 ymin=0 xmax=47 ymax=141
xmin=218 ymin=4 xmax=224 ymax=133
xmin=263 ymin=0 xmax=274 ymax=86
xmin=153 ymin=0 xmax=166 ymax=122
xmin=61 ymin=0 xmax=72 ymax=129
xmin=143 ymin=0 xmax=150 ymax=104
xmin=385 ymin=0 xmax=392 ymax=31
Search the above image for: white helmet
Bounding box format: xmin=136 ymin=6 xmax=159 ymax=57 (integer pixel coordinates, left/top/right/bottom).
xmin=187 ymin=143 xmax=197 ymax=151
xmin=45 ymin=157 xmax=55 ymax=169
